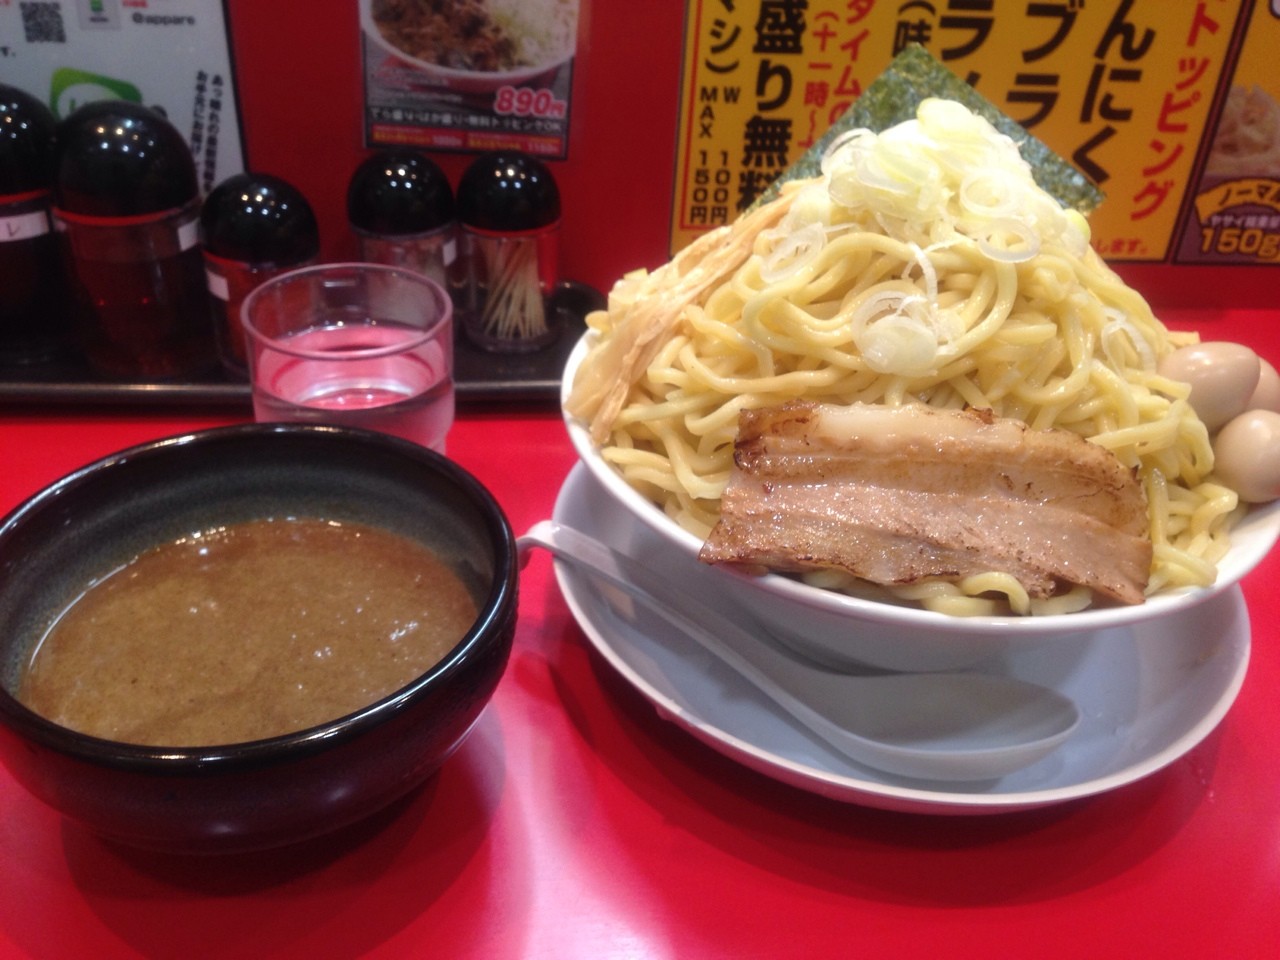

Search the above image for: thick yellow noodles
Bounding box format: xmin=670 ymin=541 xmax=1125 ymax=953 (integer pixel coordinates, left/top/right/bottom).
xmin=567 ymin=104 xmax=1241 ymax=615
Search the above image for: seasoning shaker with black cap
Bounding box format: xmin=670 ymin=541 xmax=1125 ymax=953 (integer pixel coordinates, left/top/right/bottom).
xmin=347 ymin=150 xmax=455 ymax=290
xmin=201 ymin=172 xmax=320 ymax=374
xmin=52 ymin=100 xmax=214 ymax=379
xmin=455 ymin=151 xmax=561 ymax=353
xmin=0 ymin=83 xmax=67 ymax=366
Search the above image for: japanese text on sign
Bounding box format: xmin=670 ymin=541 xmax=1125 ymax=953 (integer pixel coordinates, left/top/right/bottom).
xmin=674 ymin=0 xmax=1254 ymax=266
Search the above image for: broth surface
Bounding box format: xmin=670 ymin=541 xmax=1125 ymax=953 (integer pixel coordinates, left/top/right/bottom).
xmin=18 ymin=517 xmax=478 ymax=746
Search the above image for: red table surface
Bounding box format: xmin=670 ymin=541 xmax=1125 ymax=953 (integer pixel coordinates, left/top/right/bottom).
xmin=2 ymin=310 xmax=1279 ymax=960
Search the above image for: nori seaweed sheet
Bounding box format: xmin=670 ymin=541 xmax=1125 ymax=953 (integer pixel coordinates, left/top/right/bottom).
xmin=753 ymin=44 xmax=1105 ymax=214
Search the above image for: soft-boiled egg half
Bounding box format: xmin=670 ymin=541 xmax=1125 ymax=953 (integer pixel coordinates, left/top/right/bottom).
xmin=1159 ymin=341 xmax=1280 ymax=503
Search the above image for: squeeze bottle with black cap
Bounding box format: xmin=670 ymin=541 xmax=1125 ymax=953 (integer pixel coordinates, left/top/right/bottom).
xmin=0 ymin=84 xmax=66 ymax=365
xmin=53 ymin=100 xmax=214 ymax=379
xmin=455 ymin=151 xmax=561 ymax=353
xmin=347 ymin=150 xmax=455 ymax=289
xmin=201 ymin=172 xmax=319 ymax=373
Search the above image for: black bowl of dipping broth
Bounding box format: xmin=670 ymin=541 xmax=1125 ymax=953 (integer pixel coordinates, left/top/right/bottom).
xmin=0 ymin=424 xmax=517 ymax=854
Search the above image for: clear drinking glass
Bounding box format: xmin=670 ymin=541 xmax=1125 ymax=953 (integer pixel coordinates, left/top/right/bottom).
xmin=241 ymin=262 xmax=455 ymax=453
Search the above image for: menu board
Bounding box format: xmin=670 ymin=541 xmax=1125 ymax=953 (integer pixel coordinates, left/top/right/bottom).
xmin=0 ymin=0 xmax=244 ymax=195
xmin=360 ymin=0 xmax=580 ymax=159
xmin=673 ymin=0 xmax=1271 ymax=267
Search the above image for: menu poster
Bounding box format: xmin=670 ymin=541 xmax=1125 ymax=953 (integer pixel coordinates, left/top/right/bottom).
xmin=1177 ymin=1 xmax=1280 ymax=265
xmin=361 ymin=0 xmax=580 ymax=159
xmin=0 ymin=0 xmax=244 ymax=195
xmin=673 ymin=0 xmax=1252 ymax=264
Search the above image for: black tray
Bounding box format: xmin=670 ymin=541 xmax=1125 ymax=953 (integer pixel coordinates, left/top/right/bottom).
xmin=0 ymin=282 xmax=602 ymax=409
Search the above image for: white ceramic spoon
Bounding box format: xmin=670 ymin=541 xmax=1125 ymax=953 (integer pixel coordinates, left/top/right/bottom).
xmin=518 ymin=520 xmax=1081 ymax=782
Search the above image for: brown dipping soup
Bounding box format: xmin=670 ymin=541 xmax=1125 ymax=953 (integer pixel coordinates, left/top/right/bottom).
xmin=17 ymin=517 xmax=478 ymax=746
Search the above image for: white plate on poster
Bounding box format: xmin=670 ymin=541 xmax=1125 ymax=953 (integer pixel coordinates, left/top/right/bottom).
xmin=549 ymin=462 xmax=1252 ymax=815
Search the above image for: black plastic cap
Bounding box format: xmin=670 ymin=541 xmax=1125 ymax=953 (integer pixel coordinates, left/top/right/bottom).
xmin=456 ymin=152 xmax=560 ymax=231
xmin=347 ymin=150 xmax=455 ymax=236
xmin=201 ymin=172 xmax=320 ymax=265
xmin=0 ymin=84 xmax=57 ymax=195
xmin=53 ymin=100 xmax=197 ymax=216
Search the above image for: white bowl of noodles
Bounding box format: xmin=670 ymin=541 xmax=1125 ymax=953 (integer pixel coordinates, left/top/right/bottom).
xmin=561 ymin=333 xmax=1280 ymax=672
xmin=360 ymin=0 xmax=577 ymax=95
xmin=558 ymin=98 xmax=1280 ymax=671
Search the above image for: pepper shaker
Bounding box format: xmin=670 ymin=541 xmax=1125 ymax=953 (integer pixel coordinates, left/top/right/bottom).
xmin=455 ymin=152 xmax=561 ymax=353
xmin=347 ymin=150 xmax=455 ymax=290
xmin=201 ymin=172 xmax=320 ymax=374
xmin=53 ymin=100 xmax=214 ymax=379
xmin=0 ymin=84 xmax=67 ymax=365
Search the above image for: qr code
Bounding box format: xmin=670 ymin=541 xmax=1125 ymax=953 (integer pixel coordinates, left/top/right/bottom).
xmin=20 ymin=2 xmax=67 ymax=43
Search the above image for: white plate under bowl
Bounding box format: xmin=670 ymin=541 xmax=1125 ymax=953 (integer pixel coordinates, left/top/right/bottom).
xmin=561 ymin=332 xmax=1280 ymax=672
xmin=550 ymin=462 xmax=1251 ymax=814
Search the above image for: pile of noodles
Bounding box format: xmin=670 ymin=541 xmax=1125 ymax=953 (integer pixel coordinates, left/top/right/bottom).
xmin=566 ymin=98 xmax=1240 ymax=615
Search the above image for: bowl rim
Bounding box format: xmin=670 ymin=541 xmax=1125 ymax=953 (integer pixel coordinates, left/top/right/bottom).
xmin=560 ymin=331 xmax=1280 ymax=636
xmin=0 ymin=422 xmax=517 ymax=772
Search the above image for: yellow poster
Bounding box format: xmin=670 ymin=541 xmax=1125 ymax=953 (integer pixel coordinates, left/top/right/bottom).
xmin=1177 ymin=1 xmax=1280 ymax=263
xmin=673 ymin=0 xmax=1250 ymax=262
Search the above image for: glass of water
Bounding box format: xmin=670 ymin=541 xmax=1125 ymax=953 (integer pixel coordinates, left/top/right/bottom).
xmin=241 ymin=262 xmax=454 ymax=452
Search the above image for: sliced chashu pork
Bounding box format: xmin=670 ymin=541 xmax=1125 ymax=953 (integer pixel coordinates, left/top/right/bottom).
xmin=699 ymin=401 xmax=1153 ymax=605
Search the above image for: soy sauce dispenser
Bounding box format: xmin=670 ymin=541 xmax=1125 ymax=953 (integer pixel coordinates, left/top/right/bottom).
xmin=0 ymin=84 xmax=67 ymax=365
xmin=53 ymin=100 xmax=214 ymax=379
xmin=455 ymin=152 xmax=561 ymax=353
xmin=201 ymin=172 xmax=320 ymax=374
xmin=347 ymin=150 xmax=455 ymax=289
